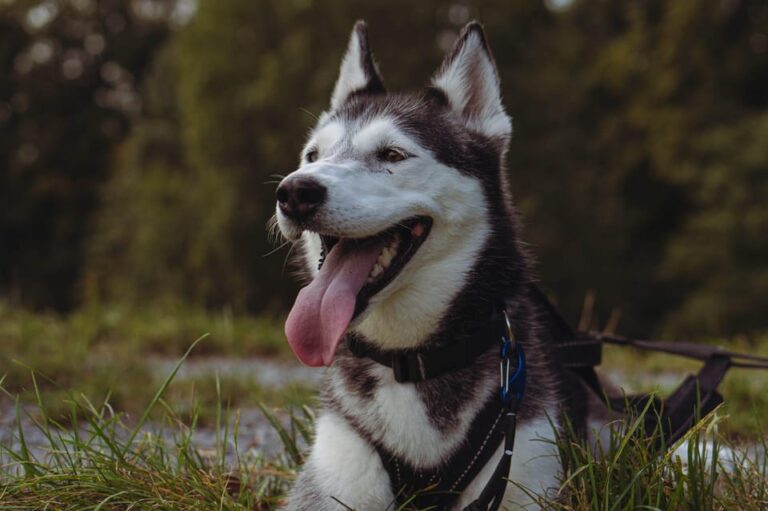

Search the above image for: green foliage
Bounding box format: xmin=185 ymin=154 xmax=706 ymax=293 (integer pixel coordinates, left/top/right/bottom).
xmin=2 ymin=0 xmax=767 ymax=337
xmin=84 ymin=43 xmax=242 ymax=309
xmin=506 ymin=0 xmax=768 ymax=336
xmin=663 ymin=114 xmax=768 ymax=336
xmin=0 ymin=0 xmax=171 ymax=310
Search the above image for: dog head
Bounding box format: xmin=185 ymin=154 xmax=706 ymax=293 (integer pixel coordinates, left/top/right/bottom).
xmin=275 ymin=21 xmax=513 ymax=366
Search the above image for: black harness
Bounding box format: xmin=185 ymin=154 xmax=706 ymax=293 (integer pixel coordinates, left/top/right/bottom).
xmin=348 ymin=284 xmax=768 ymax=510
xmin=348 ymin=308 xmax=524 ymax=511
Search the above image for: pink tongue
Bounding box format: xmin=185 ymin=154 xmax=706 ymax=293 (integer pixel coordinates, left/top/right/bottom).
xmin=285 ymin=239 xmax=385 ymax=366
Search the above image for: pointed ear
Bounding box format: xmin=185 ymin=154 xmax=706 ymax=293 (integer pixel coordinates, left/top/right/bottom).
xmin=330 ymin=20 xmax=385 ymax=111
xmin=431 ymin=22 xmax=511 ymax=141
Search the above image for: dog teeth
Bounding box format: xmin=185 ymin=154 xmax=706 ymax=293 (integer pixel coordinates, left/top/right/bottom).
xmin=379 ymin=247 xmax=394 ymax=267
xmin=363 ymin=221 xmax=426 ymax=285
xmin=368 ymin=240 xmax=399 ymax=283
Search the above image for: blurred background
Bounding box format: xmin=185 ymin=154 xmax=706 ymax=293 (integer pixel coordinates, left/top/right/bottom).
xmin=1 ymin=0 xmax=768 ymax=416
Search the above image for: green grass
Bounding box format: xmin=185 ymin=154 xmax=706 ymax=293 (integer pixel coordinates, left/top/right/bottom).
xmin=0 ymin=301 xmax=289 ymax=361
xmin=1 ymin=361 xmax=766 ymax=510
xmin=4 ymin=302 xmax=766 ymax=436
xmin=0 ymin=346 xmax=309 ymax=510
xmin=539 ymin=407 xmax=768 ymax=510
xmin=0 ymin=302 xmax=295 ymax=421
xmin=1 ymin=305 xmax=767 ymax=508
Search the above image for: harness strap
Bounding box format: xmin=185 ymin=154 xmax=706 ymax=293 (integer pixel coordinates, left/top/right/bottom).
xmin=527 ymin=284 xmax=607 ymax=401
xmin=554 ymin=333 xmax=603 ymax=368
xmin=374 ymin=391 xmax=509 ymax=510
xmin=656 ymin=354 xmax=728 ymax=446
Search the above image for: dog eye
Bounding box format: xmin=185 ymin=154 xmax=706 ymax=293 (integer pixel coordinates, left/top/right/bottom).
xmin=305 ymin=149 xmax=319 ymax=163
xmin=378 ymin=148 xmax=408 ymax=164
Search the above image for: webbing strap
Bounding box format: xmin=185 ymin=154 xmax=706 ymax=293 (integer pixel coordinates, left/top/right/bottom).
xmin=606 ymin=355 xmax=729 ymax=447
xmin=657 ymin=355 xmax=729 ymax=446
xmin=375 ymin=394 xmax=508 ymax=510
xmin=528 ymin=283 xmax=768 ymax=450
xmin=554 ymin=333 xmax=603 ymax=368
xmin=594 ymin=333 xmax=768 ymax=369
xmin=462 ymin=407 xmax=518 ymax=511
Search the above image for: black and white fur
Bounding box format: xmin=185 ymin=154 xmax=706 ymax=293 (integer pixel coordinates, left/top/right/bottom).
xmin=275 ymin=21 xmax=586 ymax=510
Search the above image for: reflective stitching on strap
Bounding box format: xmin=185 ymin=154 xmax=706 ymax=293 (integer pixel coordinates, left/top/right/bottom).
xmin=449 ymin=408 xmax=505 ymax=491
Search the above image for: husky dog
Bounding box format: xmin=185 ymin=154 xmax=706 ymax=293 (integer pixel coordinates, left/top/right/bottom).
xmin=274 ymin=20 xmax=585 ymax=510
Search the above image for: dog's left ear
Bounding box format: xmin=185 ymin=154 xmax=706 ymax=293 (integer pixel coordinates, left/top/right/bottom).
xmin=431 ymin=22 xmax=511 ymax=142
xmin=330 ymin=20 xmax=386 ymax=111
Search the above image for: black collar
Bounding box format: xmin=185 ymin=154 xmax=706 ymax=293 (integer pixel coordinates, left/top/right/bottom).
xmin=346 ymin=307 xmax=507 ymax=383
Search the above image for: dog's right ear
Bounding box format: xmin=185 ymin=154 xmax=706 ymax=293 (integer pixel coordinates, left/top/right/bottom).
xmin=329 ymin=21 xmax=386 ymax=111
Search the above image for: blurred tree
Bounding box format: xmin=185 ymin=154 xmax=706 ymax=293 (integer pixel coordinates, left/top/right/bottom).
xmin=663 ymin=114 xmax=768 ymax=336
xmin=0 ymin=0 xmax=173 ymax=309
xmin=9 ymin=0 xmax=766 ymax=337
xmin=506 ymin=0 xmax=768 ymax=336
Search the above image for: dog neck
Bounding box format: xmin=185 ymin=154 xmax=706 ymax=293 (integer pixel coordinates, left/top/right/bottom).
xmin=321 ymin=226 xmax=552 ymax=470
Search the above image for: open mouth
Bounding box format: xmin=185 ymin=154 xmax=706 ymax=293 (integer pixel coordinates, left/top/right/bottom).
xmin=284 ymin=216 xmax=432 ymax=367
xmin=318 ymin=216 xmax=433 ymax=316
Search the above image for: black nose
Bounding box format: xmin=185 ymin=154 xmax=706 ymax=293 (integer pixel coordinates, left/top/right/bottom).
xmin=276 ymin=176 xmax=327 ymax=221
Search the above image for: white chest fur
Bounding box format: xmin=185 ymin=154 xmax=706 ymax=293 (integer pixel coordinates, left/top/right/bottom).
xmin=327 ymin=363 xmax=498 ymax=467
xmin=305 ymin=407 xmax=560 ymax=511
xmin=307 ymin=362 xmax=562 ymax=510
